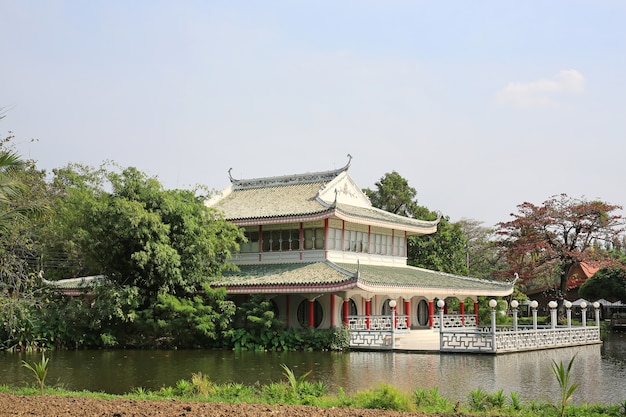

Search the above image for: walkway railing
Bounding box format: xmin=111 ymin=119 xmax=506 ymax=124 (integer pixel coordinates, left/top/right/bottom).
xmin=439 ymin=299 xmax=602 ymax=353
xmin=432 ymin=314 xmax=477 ymax=328
xmin=347 ymin=313 xmax=409 ymax=350
xmin=347 ymin=299 xmax=603 ymax=353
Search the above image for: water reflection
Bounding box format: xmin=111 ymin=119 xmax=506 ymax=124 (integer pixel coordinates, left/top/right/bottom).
xmin=1 ymin=333 xmax=625 ymax=405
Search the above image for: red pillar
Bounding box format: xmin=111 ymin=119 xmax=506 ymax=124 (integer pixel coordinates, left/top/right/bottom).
xmin=474 ymin=301 xmax=479 ymax=326
xmin=308 ymin=300 xmax=315 ymax=328
xmin=404 ymin=300 xmax=410 ymax=328
xmin=365 ymin=299 xmax=371 ymax=329
xmin=428 ymin=300 xmax=434 ymax=327
xmin=330 ymin=294 xmax=335 ymax=328
xmin=460 ymin=301 xmax=465 ymax=326
xmin=343 ymin=299 xmax=349 ymax=326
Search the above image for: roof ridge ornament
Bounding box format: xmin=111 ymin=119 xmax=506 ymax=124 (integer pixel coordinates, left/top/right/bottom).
xmin=228 ymin=168 xmax=237 ymax=183
xmin=228 ymin=154 xmax=354 ymax=189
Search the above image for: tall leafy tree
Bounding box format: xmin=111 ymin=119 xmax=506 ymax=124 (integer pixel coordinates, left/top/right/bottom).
xmin=457 ymin=219 xmax=507 ymax=280
xmin=35 ymin=163 xmax=244 ymax=347
xmin=364 ymin=171 xmax=468 ymax=274
xmin=46 ymin=164 xmax=244 ymax=301
xmin=363 ymin=171 xmax=419 ymax=216
xmin=579 ymin=267 xmax=626 ymax=302
xmin=0 ymin=135 xmax=52 ymax=349
xmin=497 ymin=194 xmax=624 ymax=302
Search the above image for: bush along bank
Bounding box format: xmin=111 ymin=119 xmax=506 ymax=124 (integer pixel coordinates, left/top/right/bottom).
xmin=10 ymin=358 xmax=626 ymax=417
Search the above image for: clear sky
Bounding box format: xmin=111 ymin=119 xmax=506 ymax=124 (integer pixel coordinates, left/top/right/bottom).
xmin=2 ymin=1 xmax=625 ymax=227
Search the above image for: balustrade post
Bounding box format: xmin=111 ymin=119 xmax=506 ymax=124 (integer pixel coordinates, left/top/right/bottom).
xmin=594 ymin=302 xmax=601 ymax=328
xmin=404 ymin=300 xmax=410 ymax=328
xmin=530 ymin=300 xmax=539 ymax=330
xmin=460 ymin=301 xmax=465 ymax=326
xmin=474 ymin=301 xmax=479 ymax=326
xmin=437 ymin=299 xmax=445 ymax=331
xmin=564 ymin=300 xmax=572 ymax=328
xmin=489 ymin=299 xmax=497 ymax=335
xmin=511 ymin=300 xmax=519 ymax=332
xmin=549 ymin=300 xmax=558 ymax=329
xmin=581 ymin=301 xmax=587 ymax=327
xmin=389 ymin=299 xmax=397 ymax=349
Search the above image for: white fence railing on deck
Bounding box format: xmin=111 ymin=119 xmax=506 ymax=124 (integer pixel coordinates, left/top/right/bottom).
xmin=431 ymin=314 xmax=477 ymax=328
xmin=347 ymin=300 xmax=603 ymax=353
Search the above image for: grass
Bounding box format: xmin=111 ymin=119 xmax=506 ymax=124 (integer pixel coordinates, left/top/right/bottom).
xmin=2 ymin=378 xmax=625 ymax=416
xmin=7 ymin=356 xmax=625 ymax=416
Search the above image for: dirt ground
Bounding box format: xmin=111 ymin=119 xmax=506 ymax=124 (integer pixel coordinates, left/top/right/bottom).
xmin=0 ymin=393 xmax=456 ymax=417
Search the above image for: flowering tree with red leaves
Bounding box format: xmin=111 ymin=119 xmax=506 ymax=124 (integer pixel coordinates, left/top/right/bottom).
xmin=497 ymin=194 xmax=624 ymax=303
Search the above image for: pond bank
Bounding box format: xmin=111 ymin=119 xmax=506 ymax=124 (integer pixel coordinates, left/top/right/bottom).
xmin=0 ymin=393 xmax=443 ymax=417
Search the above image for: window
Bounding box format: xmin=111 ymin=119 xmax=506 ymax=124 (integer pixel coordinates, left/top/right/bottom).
xmin=261 ymin=228 xmax=300 ymax=252
xmin=297 ymin=300 xmax=323 ymax=328
xmin=303 ymin=228 xmax=324 ymax=250
xmin=340 ymin=299 xmax=358 ymax=322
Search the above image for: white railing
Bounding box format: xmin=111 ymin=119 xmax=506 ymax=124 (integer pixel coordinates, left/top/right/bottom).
xmin=347 ymin=315 xmax=410 ymax=332
xmin=431 ymin=314 xmax=478 ymax=328
xmin=347 ymin=314 xmax=409 ymax=350
xmin=439 ymin=299 xmax=603 ymax=354
xmin=440 ymin=326 xmax=601 ymax=353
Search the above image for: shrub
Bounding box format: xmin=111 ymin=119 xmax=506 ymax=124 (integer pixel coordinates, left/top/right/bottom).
xmin=353 ymin=383 xmax=413 ymax=412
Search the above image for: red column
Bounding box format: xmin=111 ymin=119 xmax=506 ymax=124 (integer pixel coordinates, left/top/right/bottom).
xmin=404 ymin=300 xmax=410 ymax=328
xmin=365 ymin=299 xmax=371 ymax=329
xmin=428 ymin=300 xmax=434 ymax=327
xmin=460 ymin=301 xmax=465 ymax=326
xmin=330 ymin=294 xmax=335 ymax=327
xmin=474 ymin=301 xmax=479 ymax=326
xmin=343 ymin=299 xmax=349 ymax=326
xmin=308 ymin=300 xmax=315 ymax=328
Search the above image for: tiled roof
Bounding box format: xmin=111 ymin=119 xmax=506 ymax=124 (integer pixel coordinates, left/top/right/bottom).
xmin=215 ymin=262 xmax=355 ymax=289
xmin=334 ymin=203 xmax=438 ymax=230
xmin=336 ymin=263 xmax=514 ymax=293
xmin=213 ymin=262 xmax=514 ymax=295
xmin=209 ymin=182 xmax=439 ymax=233
xmin=211 ymin=182 xmax=330 ymax=221
xmin=43 ymin=275 xmax=106 ymax=289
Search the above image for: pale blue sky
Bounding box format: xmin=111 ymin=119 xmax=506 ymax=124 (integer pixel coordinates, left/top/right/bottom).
xmin=2 ymin=1 xmax=625 ymax=226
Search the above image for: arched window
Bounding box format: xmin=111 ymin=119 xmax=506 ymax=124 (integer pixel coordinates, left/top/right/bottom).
xmin=381 ymin=299 xmax=393 ymax=315
xmin=417 ymin=300 xmax=429 ymax=327
xmin=297 ymin=300 xmax=323 ymax=328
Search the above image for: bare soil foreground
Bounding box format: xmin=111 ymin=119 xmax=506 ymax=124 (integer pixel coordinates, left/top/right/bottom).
xmin=0 ymin=393 xmax=463 ymax=417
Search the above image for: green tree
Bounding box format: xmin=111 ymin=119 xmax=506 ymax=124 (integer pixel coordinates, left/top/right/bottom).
xmin=579 ymin=266 xmax=626 ymax=302
xmin=364 ymin=172 xmax=468 ymax=274
xmin=363 ymin=171 xmax=418 ymax=216
xmin=45 ymin=164 xmax=243 ymax=300
xmin=36 ymin=163 xmax=244 ymax=347
xmin=497 ymin=194 xmax=624 ymax=302
xmin=457 ymin=219 xmax=506 ymax=280
xmin=0 ymin=146 xmax=52 ymax=349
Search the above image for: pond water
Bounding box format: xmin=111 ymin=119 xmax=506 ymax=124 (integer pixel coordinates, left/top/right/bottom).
xmin=2 ymin=332 xmax=626 ymax=405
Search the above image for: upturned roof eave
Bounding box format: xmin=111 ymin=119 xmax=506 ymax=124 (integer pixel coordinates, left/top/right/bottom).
xmin=221 ymin=280 xmax=359 ymax=294
xmin=353 ymin=281 xmax=514 ymax=297
xmin=227 ymin=207 xmax=439 ymax=234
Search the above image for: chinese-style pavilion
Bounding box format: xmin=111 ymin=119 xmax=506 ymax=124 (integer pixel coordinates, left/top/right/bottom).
xmin=207 ymin=156 xmax=514 ymax=330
